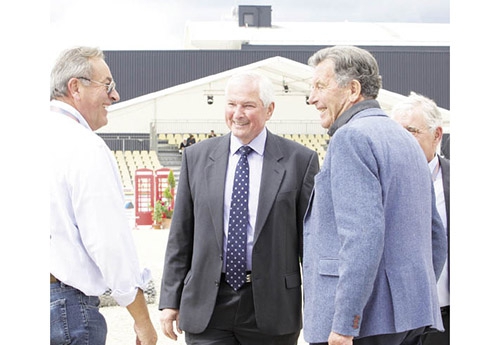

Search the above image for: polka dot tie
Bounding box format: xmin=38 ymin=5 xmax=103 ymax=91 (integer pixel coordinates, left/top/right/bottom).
xmin=226 ymin=146 xmax=252 ymax=290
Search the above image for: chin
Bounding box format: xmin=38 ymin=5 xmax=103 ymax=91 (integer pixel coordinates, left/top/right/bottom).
xmin=321 ymin=121 xmax=331 ymax=130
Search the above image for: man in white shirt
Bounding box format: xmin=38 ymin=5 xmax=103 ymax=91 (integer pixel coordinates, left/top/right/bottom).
xmin=49 ymin=46 xmax=157 ymax=345
xmin=391 ymin=92 xmax=450 ymax=345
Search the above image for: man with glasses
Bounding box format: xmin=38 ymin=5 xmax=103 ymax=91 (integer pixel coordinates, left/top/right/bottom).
xmin=391 ymin=92 xmax=450 ymax=345
xmin=49 ymin=46 xmax=157 ymax=345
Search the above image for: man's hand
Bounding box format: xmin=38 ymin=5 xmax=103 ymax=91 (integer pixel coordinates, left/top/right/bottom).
xmin=160 ymin=308 xmax=182 ymax=341
xmin=126 ymin=289 xmax=157 ymax=345
xmin=329 ymin=331 xmax=354 ymax=345
xmin=133 ymin=319 xmax=157 ymax=345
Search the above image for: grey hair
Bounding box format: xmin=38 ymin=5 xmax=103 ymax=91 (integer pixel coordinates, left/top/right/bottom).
xmin=225 ymin=70 xmax=275 ymax=107
xmin=308 ymin=45 xmax=382 ymax=99
xmin=50 ymin=46 xmax=104 ymax=100
xmin=391 ymin=92 xmax=442 ymax=133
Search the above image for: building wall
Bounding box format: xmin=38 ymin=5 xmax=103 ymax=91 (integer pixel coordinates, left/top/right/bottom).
xmin=102 ymin=83 xmax=323 ymax=134
xmin=104 ymin=46 xmax=450 ymax=109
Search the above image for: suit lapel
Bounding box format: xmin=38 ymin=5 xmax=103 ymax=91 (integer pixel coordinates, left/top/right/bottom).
xmin=205 ymin=135 xmax=230 ymax=252
xmin=438 ymin=155 xmax=450 ymax=233
xmin=254 ymin=133 xmax=285 ymax=242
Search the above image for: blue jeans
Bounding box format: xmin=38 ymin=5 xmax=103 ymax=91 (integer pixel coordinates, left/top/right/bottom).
xmin=50 ymin=281 xmax=107 ymax=345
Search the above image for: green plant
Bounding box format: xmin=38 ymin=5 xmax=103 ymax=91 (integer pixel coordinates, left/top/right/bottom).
xmin=152 ymin=170 xmax=176 ymax=223
xmin=167 ymin=169 xmax=176 ymax=189
xmin=162 ymin=170 xmax=176 ymax=218
xmin=152 ymin=199 xmax=167 ymax=224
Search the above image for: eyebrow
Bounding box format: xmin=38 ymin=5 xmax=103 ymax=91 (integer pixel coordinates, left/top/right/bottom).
xmin=97 ymin=76 xmax=113 ymax=83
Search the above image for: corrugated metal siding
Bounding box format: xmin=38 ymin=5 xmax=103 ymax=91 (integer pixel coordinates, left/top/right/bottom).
xmin=369 ymin=47 xmax=449 ymax=109
xmin=104 ymin=46 xmax=449 ymax=109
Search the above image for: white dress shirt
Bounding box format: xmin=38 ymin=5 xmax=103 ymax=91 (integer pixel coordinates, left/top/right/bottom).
xmin=49 ymin=100 xmax=150 ymax=307
xmin=223 ymin=129 xmax=266 ymax=272
xmin=429 ymin=155 xmax=450 ymax=307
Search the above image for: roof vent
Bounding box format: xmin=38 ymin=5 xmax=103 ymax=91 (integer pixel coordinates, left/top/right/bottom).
xmin=238 ymin=5 xmax=272 ymax=28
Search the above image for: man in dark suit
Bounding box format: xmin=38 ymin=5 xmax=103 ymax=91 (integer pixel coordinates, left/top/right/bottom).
xmin=391 ymin=92 xmax=450 ymax=345
xmin=158 ymin=71 xmax=319 ymax=344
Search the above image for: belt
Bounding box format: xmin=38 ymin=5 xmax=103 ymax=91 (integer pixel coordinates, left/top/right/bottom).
xmin=221 ymin=272 xmax=252 ymax=283
xmin=50 ymin=273 xmax=59 ymax=284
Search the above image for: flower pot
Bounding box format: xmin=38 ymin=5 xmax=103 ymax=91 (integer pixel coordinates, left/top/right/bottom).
xmin=161 ymin=218 xmax=172 ymax=229
xmin=152 ymin=223 xmax=162 ymax=230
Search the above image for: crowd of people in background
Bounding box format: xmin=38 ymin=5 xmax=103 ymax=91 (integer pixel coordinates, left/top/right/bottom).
xmin=179 ymin=131 xmax=218 ymax=154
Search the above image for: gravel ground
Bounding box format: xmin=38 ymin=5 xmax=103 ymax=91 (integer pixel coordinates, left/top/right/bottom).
xmin=100 ymin=227 xmax=308 ymax=344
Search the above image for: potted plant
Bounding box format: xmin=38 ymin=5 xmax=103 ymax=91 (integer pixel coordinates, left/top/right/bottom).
xmin=151 ymin=169 xmax=176 ymax=229
xmin=152 ymin=199 xmax=166 ymax=229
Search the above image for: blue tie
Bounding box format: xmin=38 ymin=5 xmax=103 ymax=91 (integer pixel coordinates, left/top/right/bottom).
xmin=226 ymin=146 xmax=252 ymax=290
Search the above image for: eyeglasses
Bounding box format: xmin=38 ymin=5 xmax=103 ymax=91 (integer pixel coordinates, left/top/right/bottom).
xmin=404 ymin=125 xmax=424 ymax=135
xmin=77 ymin=77 xmax=116 ymax=94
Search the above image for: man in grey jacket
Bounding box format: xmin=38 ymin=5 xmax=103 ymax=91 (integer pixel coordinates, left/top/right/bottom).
xmin=302 ymin=45 xmax=447 ymax=345
xmin=159 ymin=71 xmax=319 ymax=344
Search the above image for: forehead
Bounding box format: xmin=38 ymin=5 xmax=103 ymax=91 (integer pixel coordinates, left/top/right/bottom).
xmin=394 ymin=110 xmax=425 ymax=125
xmin=226 ymin=80 xmax=260 ymax=101
xmin=312 ymin=59 xmax=335 ymax=81
xmin=90 ymin=58 xmax=112 ymax=79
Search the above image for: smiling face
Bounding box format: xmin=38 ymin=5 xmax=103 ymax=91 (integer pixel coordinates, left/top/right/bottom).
xmin=74 ymin=58 xmax=120 ymax=131
xmin=224 ymin=77 xmax=274 ymax=145
xmin=308 ymin=59 xmax=354 ymax=130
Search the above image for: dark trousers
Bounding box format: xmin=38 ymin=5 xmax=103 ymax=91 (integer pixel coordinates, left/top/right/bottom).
xmin=310 ymin=326 xmax=426 ymax=345
xmin=185 ymin=279 xmax=300 ymax=345
xmin=421 ymin=306 xmax=450 ymax=345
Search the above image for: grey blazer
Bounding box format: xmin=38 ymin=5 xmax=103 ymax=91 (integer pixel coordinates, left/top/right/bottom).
xmin=302 ymin=108 xmax=448 ymax=342
xmin=159 ymin=130 xmax=319 ymax=335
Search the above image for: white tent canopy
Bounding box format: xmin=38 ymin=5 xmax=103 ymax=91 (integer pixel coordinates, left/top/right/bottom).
xmin=101 ymin=56 xmax=450 ymax=135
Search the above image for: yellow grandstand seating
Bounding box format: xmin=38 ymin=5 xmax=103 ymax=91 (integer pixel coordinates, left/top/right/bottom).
xmin=156 ymin=132 xmax=328 ymax=166
xmin=113 ymin=150 xmax=165 ymax=193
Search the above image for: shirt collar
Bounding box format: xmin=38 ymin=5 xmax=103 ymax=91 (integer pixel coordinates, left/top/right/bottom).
xmin=230 ymin=128 xmax=267 ymax=156
xmin=428 ymin=154 xmax=439 ymax=172
xmin=50 ymin=100 xmax=92 ymax=131
xmin=327 ymin=99 xmax=381 ymax=137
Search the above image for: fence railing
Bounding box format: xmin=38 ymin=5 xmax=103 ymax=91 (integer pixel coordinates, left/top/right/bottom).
xmin=151 ymin=119 xmax=326 ymax=136
xmin=99 ymin=119 xmax=328 ymax=152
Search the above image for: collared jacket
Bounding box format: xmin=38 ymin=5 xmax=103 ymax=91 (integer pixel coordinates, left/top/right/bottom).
xmin=303 ymin=102 xmax=447 ymax=342
xmin=159 ymin=130 xmax=319 ymax=335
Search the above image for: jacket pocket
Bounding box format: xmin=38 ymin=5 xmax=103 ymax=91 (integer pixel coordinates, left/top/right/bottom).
xmin=183 ymin=270 xmax=192 ymax=285
xmin=285 ymin=271 xmax=301 ymax=288
xmin=318 ymin=259 xmax=339 ymax=277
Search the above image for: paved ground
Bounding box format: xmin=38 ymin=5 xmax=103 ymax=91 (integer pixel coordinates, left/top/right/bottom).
xmin=100 ymin=228 xmax=308 ymax=344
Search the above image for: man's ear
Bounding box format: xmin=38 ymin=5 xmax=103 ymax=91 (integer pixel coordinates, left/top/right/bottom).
xmin=67 ymin=77 xmax=81 ymax=99
xmin=266 ymin=102 xmax=275 ymax=120
xmin=348 ymin=79 xmax=362 ymax=103
xmin=434 ymin=126 xmax=443 ymax=144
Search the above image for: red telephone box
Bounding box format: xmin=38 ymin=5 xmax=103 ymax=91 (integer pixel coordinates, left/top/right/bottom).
xmin=134 ymin=168 xmax=154 ymax=226
xmin=155 ymin=168 xmax=175 ymax=210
